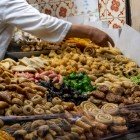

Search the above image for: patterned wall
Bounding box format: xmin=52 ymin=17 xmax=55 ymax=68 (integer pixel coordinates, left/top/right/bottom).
xmin=27 ymin=0 xmax=126 ymax=28
xmin=99 ymin=0 xmax=126 ymax=28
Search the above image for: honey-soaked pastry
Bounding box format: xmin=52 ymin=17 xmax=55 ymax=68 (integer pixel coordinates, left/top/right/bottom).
xmin=5 ymin=84 xmax=22 ymax=92
xmin=95 ymin=113 xmax=113 ymax=124
xmin=124 ymin=68 xmax=138 ymax=77
xmin=24 ymin=132 xmax=38 ymax=140
xmin=101 ymin=103 xmax=119 ymax=115
xmin=69 ymin=132 xmax=80 ymax=140
xmin=93 ymin=128 xmax=104 ymax=137
xmin=24 ymin=100 xmax=33 ymax=106
xmin=49 ymin=129 xmax=57 ymax=137
xmin=54 ymin=105 xmax=64 ymax=113
xmin=61 ymin=102 xmax=75 ymax=110
xmin=111 ymin=125 xmax=127 ymax=133
xmin=23 ymin=105 xmax=34 ymax=115
xmin=0 ymin=101 xmax=9 ymax=109
xmin=97 ymin=85 xmax=109 ymax=93
xmin=52 ymin=97 xmax=62 ymax=105
xmin=0 ymin=84 xmax=5 ymax=90
xmin=88 ymin=96 xmax=102 ymax=105
xmin=75 ymin=119 xmax=91 ymax=131
xmin=113 ymin=116 xmax=126 ymax=125
xmin=80 ymin=134 xmax=87 ymax=140
xmin=71 ymin=125 xmax=84 ymax=134
xmin=31 ymin=120 xmax=46 ymax=130
xmin=89 ymin=108 xmax=103 ymax=117
xmin=10 ymin=124 xmax=22 ymax=132
xmin=37 ymin=125 xmax=49 ymax=138
xmin=21 ymin=45 xmax=31 ymax=52
xmin=0 ymin=91 xmax=11 ymax=103
xmin=44 ymin=102 xmax=53 ymax=110
xmin=32 ymin=85 xmax=47 ymax=93
xmin=85 ymin=132 xmax=94 ymax=140
xmin=0 ymin=130 xmax=15 ymax=140
xmin=50 ymin=106 xmax=61 ymax=114
xmin=12 ymin=98 xmax=23 ymax=106
xmin=91 ymin=90 xmax=105 ymax=99
xmin=13 ymin=129 xmax=27 ymax=139
xmin=83 ymin=46 xmax=95 ymax=57
xmin=0 ymin=119 xmax=4 ymax=128
xmin=91 ymin=121 xmax=107 ymax=131
xmin=34 ymin=108 xmax=45 ymax=115
xmin=80 ymin=101 xmax=97 ymax=113
xmin=5 ymin=109 xmax=14 ymax=116
xmin=31 ymin=95 xmax=42 ymax=105
xmin=80 ymin=116 xmax=98 ymax=129
xmin=49 ymin=124 xmax=64 ymax=136
xmin=45 ymin=133 xmax=54 ymax=140
xmin=11 ymin=104 xmax=22 ymax=114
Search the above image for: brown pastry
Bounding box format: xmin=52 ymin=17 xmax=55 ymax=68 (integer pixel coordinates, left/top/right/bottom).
xmin=111 ymin=125 xmax=127 ymax=133
xmin=85 ymin=132 xmax=94 ymax=140
xmin=88 ymin=108 xmax=102 ymax=117
xmin=0 ymin=119 xmax=4 ymax=128
xmin=97 ymin=85 xmax=109 ymax=93
xmin=0 ymin=130 xmax=15 ymax=140
xmin=31 ymin=95 xmax=42 ymax=105
xmin=106 ymin=92 xmax=122 ymax=103
xmin=12 ymin=98 xmax=23 ymax=106
xmin=113 ymin=116 xmax=126 ymax=125
xmin=95 ymin=113 xmax=113 ymax=124
xmin=80 ymin=101 xmax=97 ymax=113
xmin=52 ymin=97 xmax=62 ymax=105
xmin=45 ymin=133 xmax=54 ymax=140
xmin=21 ymin=45 xmax=31 ymax=52
xmin=91 ymin=90 xmax=105 ymax=99
xmin=71 ymin=125 xmax=84 ymax=134
xmin=0 ymin=91 xmax=11 ymax=103
xmin=37 ymin=125 xmax=49 ymax=137
xmin=101 ymin=103 xmax=119 ymax=115
xmin=61 ymin=102 xmax=75 ymax=110
xmin=31 ymin=120 xmax=46 ymax=130
xmin=75 ymin=119 xmax=91 ymax=131
xmin=13 ymin=129 xmax=27 ymax=139
xmin=23 ymin=105 xmax=34 ymax=115
xmin=0 ymin=101 xmax=9 ymax=109
xmin=34 ymin=108 xmax=45 ymax=115
xmin=93 ymin=128 xmax=104 ymax=137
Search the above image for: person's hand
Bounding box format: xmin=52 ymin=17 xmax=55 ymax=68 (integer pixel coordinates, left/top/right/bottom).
xmin=89 ymin=27 xmax=114 ymax=47
xmin=66 ymin=24 xmax=115 ymax=47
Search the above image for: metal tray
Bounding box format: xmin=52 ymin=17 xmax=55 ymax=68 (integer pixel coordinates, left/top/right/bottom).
xmin=5 ymin=42 xmax=52 ymax=59
xmin=6 ymin=50 xmax=50 ymax=59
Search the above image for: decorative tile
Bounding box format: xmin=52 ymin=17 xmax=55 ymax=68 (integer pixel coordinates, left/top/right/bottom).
xmin=27 ymin=0 xmax=126 ymax=28
xmin=99 ymin=0 xmax=107 ymax=20
xmin=108 ymin=17 xmax=125 ymax=28
xmin=27 ymin=0 xmax=40 ymax=4
xmin=106 ymin=0 xmax=126 ymax=19
xmin=99 ymin=0 xmax=126 ymax=28
xmin=55 ymin=1 xmax=72 ymax=18
xmin=40 ymin=3 xmax=56 ymax=16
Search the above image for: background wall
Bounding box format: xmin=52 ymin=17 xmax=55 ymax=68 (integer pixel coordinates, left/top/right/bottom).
xmin=130 ymin=0 xmax=140 ymax=32
xmin=27 ymin=0 xmax=126 ymax=28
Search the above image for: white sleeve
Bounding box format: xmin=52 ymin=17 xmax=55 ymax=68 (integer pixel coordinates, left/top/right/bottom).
xmin=5 ymin=0 xmax=72 ymax=42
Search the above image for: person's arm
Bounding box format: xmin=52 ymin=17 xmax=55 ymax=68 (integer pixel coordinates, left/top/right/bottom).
xmin=5 ymin=0 xmax=114 ymax=46
xmin=5 ymin=0 xmax=71 ymax=43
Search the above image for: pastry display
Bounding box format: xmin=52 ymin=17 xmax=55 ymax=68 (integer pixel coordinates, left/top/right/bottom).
xmin=0 ymin=37 xmax=140 ymax=139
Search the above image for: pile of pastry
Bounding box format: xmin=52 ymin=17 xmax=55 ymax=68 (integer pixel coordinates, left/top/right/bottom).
xmin=0 ymin=38 xmax=140 ymax=139
xmin=0 ymin=95 xmax=128 ymax=140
